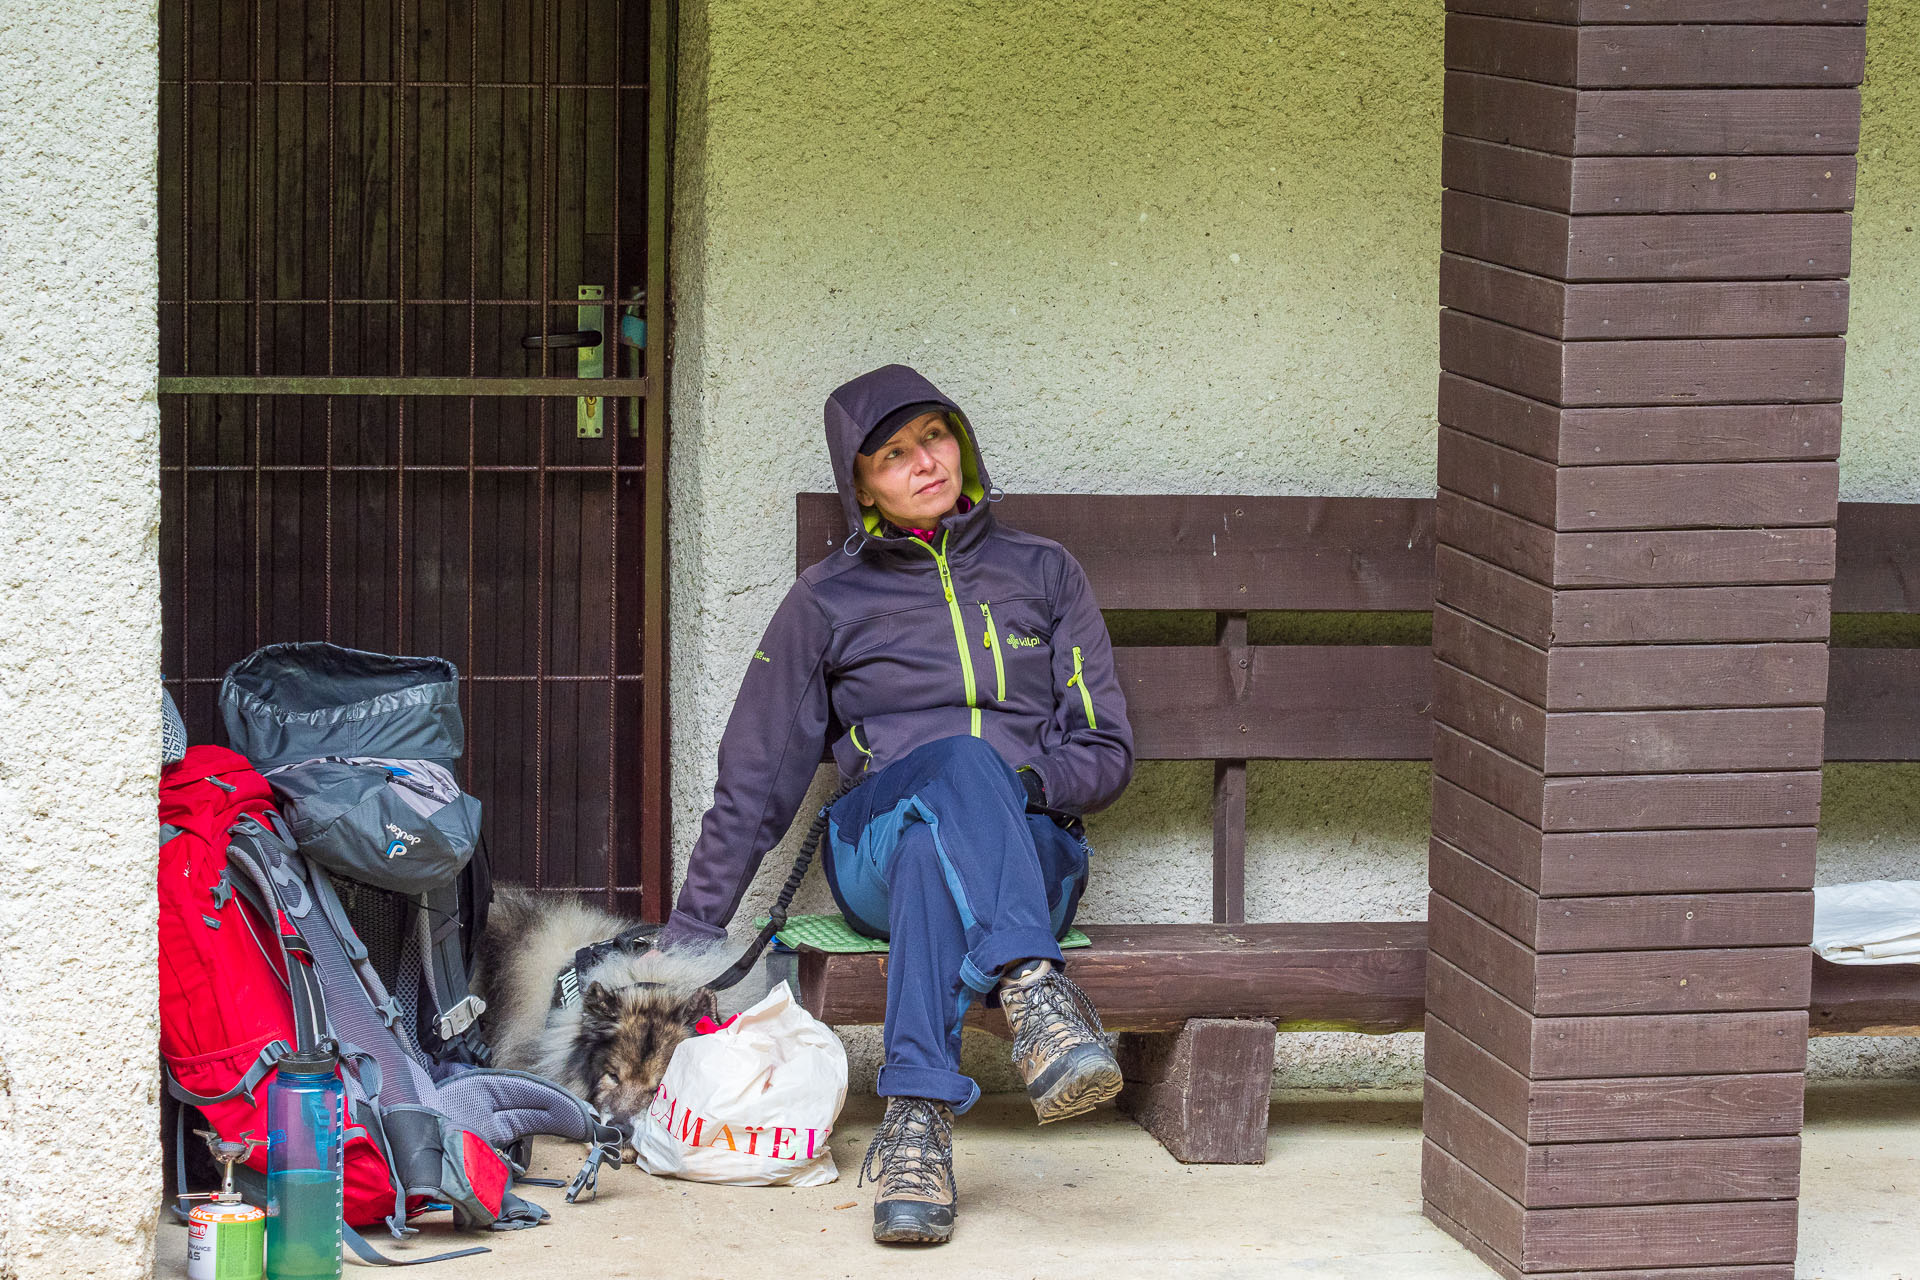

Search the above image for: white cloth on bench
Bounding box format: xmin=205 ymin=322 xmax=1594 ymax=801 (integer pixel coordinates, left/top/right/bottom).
xmin=1813 ymin=881 xmax=1920 ymax=964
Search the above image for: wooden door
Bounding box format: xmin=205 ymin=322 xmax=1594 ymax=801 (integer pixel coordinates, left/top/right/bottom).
xmin=158 ymin=0 xmax=671 ymax=916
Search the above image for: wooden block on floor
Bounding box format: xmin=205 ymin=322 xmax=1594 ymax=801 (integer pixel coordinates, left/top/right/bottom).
xmin=1115 ymin=1018 xmax=1275 ymax=1165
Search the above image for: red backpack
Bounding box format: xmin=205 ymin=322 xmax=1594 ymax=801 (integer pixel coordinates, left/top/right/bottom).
xmin=158 ymin=744 xmax=414 ymax=1231
xmin=160 ymin=744 xmax=626 ymax=1262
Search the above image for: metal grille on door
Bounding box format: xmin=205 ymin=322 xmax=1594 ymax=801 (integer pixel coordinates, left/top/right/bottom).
xmin=158 ymin=0 xmax=672 ymax=917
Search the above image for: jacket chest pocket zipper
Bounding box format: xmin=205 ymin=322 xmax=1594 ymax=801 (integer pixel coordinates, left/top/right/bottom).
xmin=924 ymin=534 xmax=979 ymax=732
xmin=1067 ymin=646 xmax=1098 ymax=729
xmin=979 ymin=602 xmax=1006 ymax=702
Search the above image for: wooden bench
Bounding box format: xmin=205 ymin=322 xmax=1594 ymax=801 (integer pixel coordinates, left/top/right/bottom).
xmin=791 ymin=493 xmax=1920 ymax=1163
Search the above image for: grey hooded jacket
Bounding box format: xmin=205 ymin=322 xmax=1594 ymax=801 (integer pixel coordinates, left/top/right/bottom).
xmin=669 ymin=364 xmax=1134 ymax=938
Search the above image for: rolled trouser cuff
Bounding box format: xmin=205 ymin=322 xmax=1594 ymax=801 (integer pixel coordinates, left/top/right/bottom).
xmin=878 ymin=1065 xmax=981 ymax=1114
xmin=959 ymin=926 xmax=1064 ymax=995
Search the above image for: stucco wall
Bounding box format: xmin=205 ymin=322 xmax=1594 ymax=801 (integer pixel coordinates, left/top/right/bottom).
xmin=0 ymin=3 xmax=163 ymax=1276
xmin=670 ymin=2 xmax=1920 ymax=1091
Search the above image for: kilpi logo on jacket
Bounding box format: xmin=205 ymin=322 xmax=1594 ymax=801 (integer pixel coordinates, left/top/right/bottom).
xmin=1004 ymin=632 xmax=1042 ymax=648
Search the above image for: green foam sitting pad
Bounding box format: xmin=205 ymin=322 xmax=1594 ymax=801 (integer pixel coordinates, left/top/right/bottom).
xmin=768 ymin=912 xmax=1091 ymax=954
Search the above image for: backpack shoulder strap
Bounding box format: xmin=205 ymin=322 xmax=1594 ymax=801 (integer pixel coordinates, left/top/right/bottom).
xmin=414 ymin=882 xmax=488 ymax=1063
xmin=225 ymin=816 xmax=329 ymax=1050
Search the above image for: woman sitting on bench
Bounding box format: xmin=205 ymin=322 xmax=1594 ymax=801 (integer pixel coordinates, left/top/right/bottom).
xmin=661 ymin=362 xmax=1135 ymax=1244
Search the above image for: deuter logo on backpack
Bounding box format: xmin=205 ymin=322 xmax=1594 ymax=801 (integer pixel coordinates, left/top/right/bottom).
xmin=383 ymin=823 xmax=419 ymax=859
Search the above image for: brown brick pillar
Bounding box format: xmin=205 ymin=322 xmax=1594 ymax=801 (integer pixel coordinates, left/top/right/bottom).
xmin=1421 ymin=5 xmax=1866 ymax=1278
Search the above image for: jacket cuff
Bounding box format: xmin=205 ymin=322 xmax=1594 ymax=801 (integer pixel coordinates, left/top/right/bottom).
xmin=1016 ymin=764 xmax=1048 ymax=809
xmin=659 ymin=909 xmax=728 ymax=950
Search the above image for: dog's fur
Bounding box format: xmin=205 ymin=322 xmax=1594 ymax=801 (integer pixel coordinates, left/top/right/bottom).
xmin=470 ymin=886 xmax=736 ymax=1125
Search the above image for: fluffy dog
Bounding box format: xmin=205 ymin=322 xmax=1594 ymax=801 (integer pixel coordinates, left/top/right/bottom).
xmin=471 ymin=885 xmax=734 ymax=1126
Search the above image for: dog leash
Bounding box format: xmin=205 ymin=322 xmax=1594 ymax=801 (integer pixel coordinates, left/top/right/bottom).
xmin=553 ymin=774 xmax=869 ymax=1004
xmin=703 ymin=775 xmax=868 ymax=993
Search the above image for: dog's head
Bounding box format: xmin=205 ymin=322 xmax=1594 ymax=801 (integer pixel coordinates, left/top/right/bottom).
xmin=575 ymin=981 xmax=719 ymax=1124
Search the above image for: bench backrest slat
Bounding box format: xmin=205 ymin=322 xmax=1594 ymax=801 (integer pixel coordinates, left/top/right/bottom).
xmin=797 ymin=493 xmax=1436 ymax=611
xmin=1119 ymin=646 xmax=1431 ymax=760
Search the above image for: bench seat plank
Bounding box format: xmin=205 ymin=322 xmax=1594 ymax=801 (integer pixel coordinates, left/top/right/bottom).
xmin=796 ymin=921 xmax=1429 ymax=1036
xmin=1808 ymin=956 xmax=1920 ymax=1034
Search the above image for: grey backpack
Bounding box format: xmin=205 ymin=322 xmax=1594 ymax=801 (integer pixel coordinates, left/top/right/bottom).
xmin=220 ymin=643 xmax=491 ymax=1066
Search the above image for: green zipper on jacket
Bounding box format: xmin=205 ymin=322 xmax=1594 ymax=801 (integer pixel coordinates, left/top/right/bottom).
xmin=849 ymin=724 xmax=873 ymax=767
xmin=918 ymin=532 xmax=980 ymax=734
xmin=979 ymin=602 xmax=1006 ymax=702
xmin=1068 ymin=645 xmax=1098 ymax=729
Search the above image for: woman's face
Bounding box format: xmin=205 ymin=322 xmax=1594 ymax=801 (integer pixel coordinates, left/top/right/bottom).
xmin=853 ymin=411 xmax=964 ymax=531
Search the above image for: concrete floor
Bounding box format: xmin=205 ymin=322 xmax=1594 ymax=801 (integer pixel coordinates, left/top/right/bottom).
xmin=160 ymin=1082 xmax=1920 ymax=1280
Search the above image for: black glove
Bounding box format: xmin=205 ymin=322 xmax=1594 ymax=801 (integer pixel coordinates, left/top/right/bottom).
xmin=1016 ymin=765 xmax=1047 ymax=811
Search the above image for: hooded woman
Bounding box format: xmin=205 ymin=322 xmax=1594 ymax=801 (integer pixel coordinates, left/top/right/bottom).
xmin=663 ymin=363 xmax=1135 ymax=1244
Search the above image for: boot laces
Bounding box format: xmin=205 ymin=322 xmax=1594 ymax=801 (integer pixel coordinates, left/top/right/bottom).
xmin=1008 ymin=967 xmax=1108 ymax=1063
xmin=858 ymin=1098 xmax=953 ymax=1195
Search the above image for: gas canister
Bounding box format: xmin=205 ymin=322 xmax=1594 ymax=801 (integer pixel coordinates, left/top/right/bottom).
xmin=187 ymin=1196 xmax=266 ymax=1280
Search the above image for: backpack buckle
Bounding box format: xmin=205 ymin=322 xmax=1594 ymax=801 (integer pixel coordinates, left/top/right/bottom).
xmin=434 ymin=994 xmax=486 ymax=1040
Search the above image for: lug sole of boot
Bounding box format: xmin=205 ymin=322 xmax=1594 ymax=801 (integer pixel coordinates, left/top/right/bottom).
xmin=873 ymin=1201 xmax=955 ymax=1245
xmin=1028 ymin=1044 xmax=1123 ymax=1124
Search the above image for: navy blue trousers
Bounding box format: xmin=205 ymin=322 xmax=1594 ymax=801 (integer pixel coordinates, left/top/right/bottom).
xmin=823 ymin=736 xmax=1088 ymax=1113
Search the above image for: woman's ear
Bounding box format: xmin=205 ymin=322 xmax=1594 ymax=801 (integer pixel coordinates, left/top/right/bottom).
xmin=851 ymin=454 xmax=875 ymax=509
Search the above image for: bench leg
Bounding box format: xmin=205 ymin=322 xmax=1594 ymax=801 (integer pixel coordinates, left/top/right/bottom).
xmin=1115 ymin=1018 xmax=1275 ymax=1164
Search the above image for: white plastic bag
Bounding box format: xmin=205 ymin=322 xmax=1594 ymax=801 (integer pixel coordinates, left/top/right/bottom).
xmin=1814 ymin=881 xmax=1920 ymax=964
xmin=633 ymin=983 xmax=848 ymax=1186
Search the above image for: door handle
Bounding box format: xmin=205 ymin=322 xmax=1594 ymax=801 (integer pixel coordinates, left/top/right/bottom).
xmin=521 ymin=330 xmax=603 ymax=350
xmin=523 ymin=286 xmax=611 ymax=438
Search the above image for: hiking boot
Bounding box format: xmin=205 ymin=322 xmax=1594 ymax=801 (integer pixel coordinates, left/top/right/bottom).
xmin=860 ymin=1097 xmax=956 ymax=1245
xmin=996 ymin=959 xmax=1123 ymax=1123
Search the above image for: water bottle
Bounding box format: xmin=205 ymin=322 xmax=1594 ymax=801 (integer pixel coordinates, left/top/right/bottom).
xmin=266 ymin=1046 xmax=344 ymax=1280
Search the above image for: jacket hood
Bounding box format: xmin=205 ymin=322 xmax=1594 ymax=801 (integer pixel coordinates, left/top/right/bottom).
xmin=824 ymin=364 xmax=993 ymax=550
